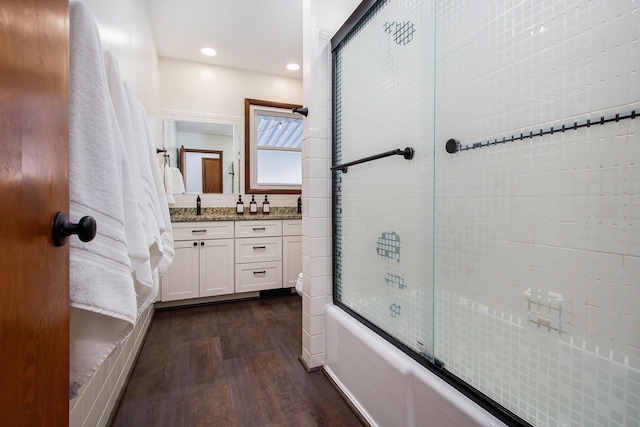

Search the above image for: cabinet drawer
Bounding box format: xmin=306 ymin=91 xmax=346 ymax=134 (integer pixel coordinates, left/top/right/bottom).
xmin=235 ymin=261 xmax=282 ymax=293
xmin=282 ymin=219 xmax=302 ymax=236
xmin=235 ymin=220 xmax=282 ymax=238
xmin=235 ymin=237 xmax=281 ymax=263
xmin=172 ymin=221 xmax=234 ymax=241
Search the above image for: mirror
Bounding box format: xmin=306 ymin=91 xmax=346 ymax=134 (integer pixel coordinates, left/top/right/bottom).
xmin=162 ymin=117 xmax=240 ymax=194
xmin=245 ymin=98 xmax=303 ymax=194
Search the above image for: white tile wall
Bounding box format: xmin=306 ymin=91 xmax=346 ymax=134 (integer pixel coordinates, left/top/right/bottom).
xmin=300 ymin=28 xmax=335 ymax=368
xmin=435 ymin=0 xmax=640 ymax=425
xmin=69 ymin=305 xmax=153 ymax=427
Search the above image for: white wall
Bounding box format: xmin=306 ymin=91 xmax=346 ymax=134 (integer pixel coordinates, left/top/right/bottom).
xmin=159 ymin=57 xmax=303 ymax=207
xmin=300 ymin=0 xmax=361 ymax=369
xmin=159 ymin=57 xmax=302 ymax=117
xmin=82 ymin=0 xmax=159 ymax=115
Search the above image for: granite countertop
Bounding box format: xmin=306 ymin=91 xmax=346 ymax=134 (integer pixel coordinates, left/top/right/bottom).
xmin=170 ymin=207 xmax=301 ymax=222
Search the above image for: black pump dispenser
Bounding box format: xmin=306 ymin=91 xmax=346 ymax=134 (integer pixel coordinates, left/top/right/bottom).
xmin=236 ymin=195 xmax=244 ymax=215
xmin=196 ymin=195 xmax=201 ymax=215
xmin=250 ymin=195 xmax=257 ymax=215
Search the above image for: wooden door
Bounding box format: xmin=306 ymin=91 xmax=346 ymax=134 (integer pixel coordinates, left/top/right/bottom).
xmin=202 ymin=154 xmax=223 ymax=193
xmin=0 ymin=0 xmax=70 ymax=425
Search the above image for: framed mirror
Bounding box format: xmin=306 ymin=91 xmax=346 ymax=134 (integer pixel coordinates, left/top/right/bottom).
xmin=162 ymin=113 xmax=240 ymax=194
xmin=245 ymin=98 xmax=303 ymax=194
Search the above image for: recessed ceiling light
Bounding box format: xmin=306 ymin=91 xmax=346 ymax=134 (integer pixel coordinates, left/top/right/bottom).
xmin=286 ymin=63 xmax=300 ymax=71
xmin=200 ymin=47 xmax=217 ymax=57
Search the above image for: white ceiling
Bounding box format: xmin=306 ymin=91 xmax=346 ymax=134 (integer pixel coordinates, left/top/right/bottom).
xmin=145 ymin=0 xmax=303 ymax=79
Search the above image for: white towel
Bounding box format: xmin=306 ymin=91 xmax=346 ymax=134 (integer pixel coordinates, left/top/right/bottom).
xmin=164 ymin=163 xmax=176 ymax=206
xmin=172 ymin=167 xmax=186 ymax=194
xmin=103 ymin=50 xmax=154 ymax=308
xmin=69 ymin=0 xmax=136 ymax=387
xmin=140 ymin=108 xmax=175 ymax=282
xmin=125 ymin=83 xmax=164 ymax=270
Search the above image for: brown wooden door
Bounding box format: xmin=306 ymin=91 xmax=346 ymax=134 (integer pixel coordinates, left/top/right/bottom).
xmin=0 ymin=0 xmax=70 ymax=425
xmin=202 ymin=154 xmax=223 ymax=193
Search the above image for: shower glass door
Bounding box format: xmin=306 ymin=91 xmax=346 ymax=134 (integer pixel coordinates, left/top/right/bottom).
xmin=332 ymin=0 xmax=436 ymax=362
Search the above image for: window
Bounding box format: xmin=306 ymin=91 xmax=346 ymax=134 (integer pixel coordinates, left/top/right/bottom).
xmin=244 ymin=98 xmax=303 ymax=194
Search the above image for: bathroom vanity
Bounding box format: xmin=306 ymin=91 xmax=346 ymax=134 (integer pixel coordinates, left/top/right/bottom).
xmin=160 ymin=208 xmax=301 ymax=304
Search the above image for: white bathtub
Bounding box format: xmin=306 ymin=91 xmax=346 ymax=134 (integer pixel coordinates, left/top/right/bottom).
xmin=324 ymin=304 xmax=506 ymax=427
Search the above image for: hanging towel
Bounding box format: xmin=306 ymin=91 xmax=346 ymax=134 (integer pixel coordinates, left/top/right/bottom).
xmin=103 ymin=50 xmax=154 ymax=308
xmin=172 ymin=167 xmax=186 ymax=194
xmin=141 ymin=111 xmax=175 ymax=278
xmin=164 ymin=163 xmax=176 ymax=206
xmin=69 ymin=0 xmax=137 ymax=388
xmin=125 ymin=82 xmax=164 ymax=270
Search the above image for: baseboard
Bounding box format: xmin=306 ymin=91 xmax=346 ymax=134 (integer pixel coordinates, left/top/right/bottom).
xmin=321 ymin=366 xmax=373 ymax=427
xmin=298 ymin=355 xmax=322 ymax=373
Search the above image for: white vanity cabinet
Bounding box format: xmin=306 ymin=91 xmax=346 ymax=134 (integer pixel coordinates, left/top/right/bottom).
xmin=234 ymin=220 xmax=283 ymax=293
xmin=161 ymin=222 xmax=234 ymax=302
xmin=282 ymin=220 xmax=302 ymax=288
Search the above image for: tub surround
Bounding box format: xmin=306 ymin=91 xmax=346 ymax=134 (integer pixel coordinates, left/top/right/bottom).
xmin=170 ymin=206 xmax=301 ymax=222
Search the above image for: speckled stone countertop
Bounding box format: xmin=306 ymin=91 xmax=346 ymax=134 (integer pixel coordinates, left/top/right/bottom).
xmin=170 ymin=207 xmax=301 ymax=222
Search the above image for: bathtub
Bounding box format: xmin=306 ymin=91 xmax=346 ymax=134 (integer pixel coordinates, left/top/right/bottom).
xmin=324 ymin=304 xmax=506 ymax=427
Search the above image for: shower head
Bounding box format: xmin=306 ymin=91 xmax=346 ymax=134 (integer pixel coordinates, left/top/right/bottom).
xmin=292 ymin=106 xmax=308 ymax=117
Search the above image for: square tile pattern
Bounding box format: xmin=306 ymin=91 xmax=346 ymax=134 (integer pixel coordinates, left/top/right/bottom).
xmin=331 ymin=0 xmax=640 ymax=425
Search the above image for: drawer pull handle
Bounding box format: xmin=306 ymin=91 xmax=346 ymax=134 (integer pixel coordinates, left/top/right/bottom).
xmin=201 ymin=241 xmax=205 ymax=246
xmin=253 ymin=246 xmax=266 ymax=250
xmin=193 ymin=242 xmax=197 ymax=247
xmin=253 ymin=270 xmax=266 ymax=274
xmin=192 ymin=229 xmax=207 ymax=233
xmin=252 ymin=227 xmax=266 ymax=231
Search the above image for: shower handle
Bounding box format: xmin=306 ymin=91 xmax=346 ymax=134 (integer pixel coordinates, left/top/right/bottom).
xmin=331 ymin=146 xmax=415 ymax=173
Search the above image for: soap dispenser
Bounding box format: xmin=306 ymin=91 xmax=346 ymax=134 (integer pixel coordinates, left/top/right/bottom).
xmin=262 ymin=195 xmax=270 ymax=215
xmin=249 ymin=195 xmax=257 ymax=215
xmin=297 ymin=196 xmax=302 ymax=214
xmin=236 ymin=195 xmax=244 ymax=215
xmin=196 ymin=195 xmax=201 ymax=215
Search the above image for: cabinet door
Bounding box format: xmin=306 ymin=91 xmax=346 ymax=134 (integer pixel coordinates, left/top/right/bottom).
xmin=199 ymin=239 xmax=234 ymax=297
xmin=282 ymin=235 xmax=302 ymax=288
xmin=161 ymin=241 xmax=199 ymax=301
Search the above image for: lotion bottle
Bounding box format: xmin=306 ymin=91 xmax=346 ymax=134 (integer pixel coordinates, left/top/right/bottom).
xmin=249 ymin=195 xmax=257 ymax=215
xmin=262 ymin=195 xmax=270 ymax=215
xmin=196 ymin=195 xmax=201 ymax=215
xmin=236 ymin=195 xmax=244 ymax=215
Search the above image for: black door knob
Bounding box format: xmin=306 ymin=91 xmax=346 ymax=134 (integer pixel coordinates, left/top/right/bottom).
xmin=51 ymin=212 xmax=97 ymax=247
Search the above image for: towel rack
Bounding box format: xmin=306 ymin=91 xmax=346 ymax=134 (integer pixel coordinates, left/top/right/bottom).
xmin=331 ymin=147 xmax=415 ymax=173
xmin=445 ymin=109 xmax=636 ymax=153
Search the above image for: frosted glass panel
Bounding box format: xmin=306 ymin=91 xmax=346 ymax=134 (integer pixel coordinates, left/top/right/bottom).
xmin=333 ymin=0 xmax=435 ymax=361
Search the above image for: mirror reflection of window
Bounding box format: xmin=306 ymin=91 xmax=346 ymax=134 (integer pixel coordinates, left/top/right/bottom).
xmin=245 ymin=99 xmax=303 ymax=194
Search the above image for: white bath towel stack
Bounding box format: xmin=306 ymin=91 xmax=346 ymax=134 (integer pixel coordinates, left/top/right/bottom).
xmin=69 ymin=0 xmax=137 ymax=388
xmin=69 ymin=0 xmax=174 ymax=389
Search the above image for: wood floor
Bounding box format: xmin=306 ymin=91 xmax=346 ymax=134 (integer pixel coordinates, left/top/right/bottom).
xmin=110 ymin=295 xmax=363 ymax=427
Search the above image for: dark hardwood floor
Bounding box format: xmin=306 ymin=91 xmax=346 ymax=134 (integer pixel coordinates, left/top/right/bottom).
xmin=110 ymin=295 xmax=363 ymax=427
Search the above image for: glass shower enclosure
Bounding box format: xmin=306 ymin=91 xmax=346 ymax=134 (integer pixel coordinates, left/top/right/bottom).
xmin=333 ymin=1 xmax=640 ymax=426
